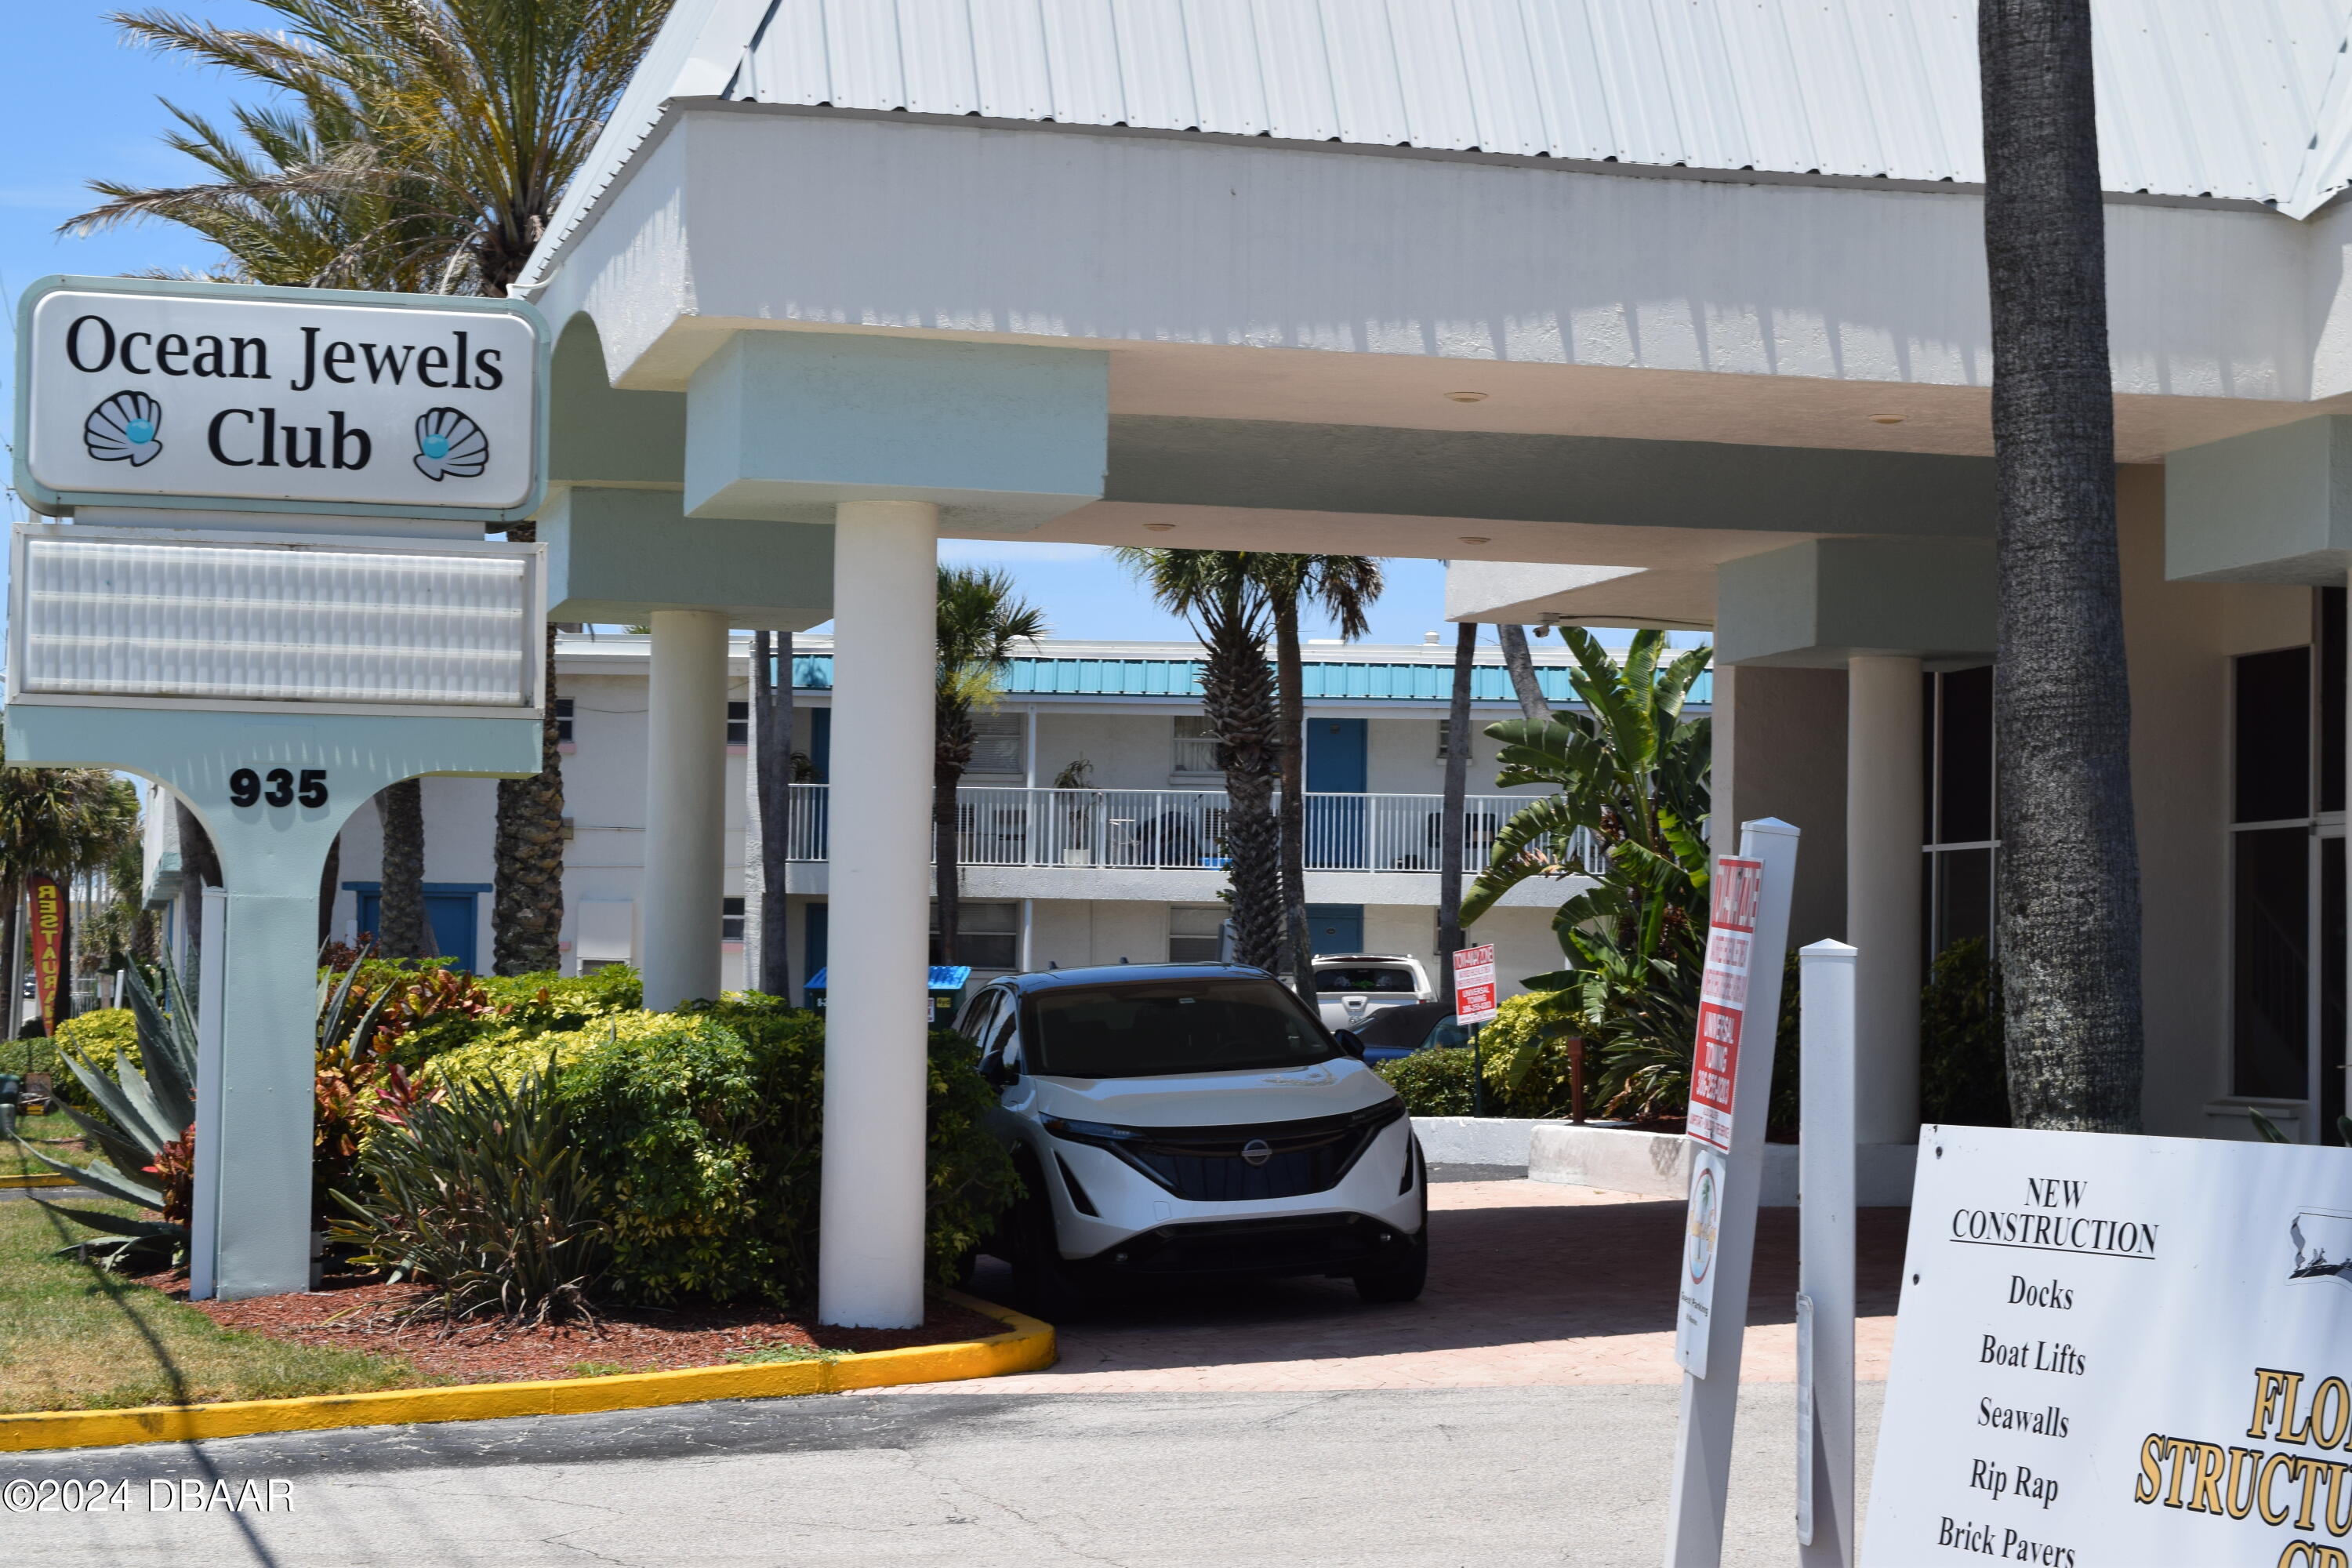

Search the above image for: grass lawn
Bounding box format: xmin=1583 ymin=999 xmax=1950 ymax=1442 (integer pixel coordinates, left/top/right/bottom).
xmin=0 ymin=1200 xmax=422 ymax=1414
xmin=2 ymin=1120 xmax=97 ymax=1181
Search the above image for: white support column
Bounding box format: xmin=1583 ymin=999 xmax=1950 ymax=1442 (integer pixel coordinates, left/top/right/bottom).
xmin=819 ymin=499 xmax=938 ymax=1328
xmin=641 ymin=610 xmax=729 ymax=1012
xmin=1846 ymin=655 xmax=1924 ymax=1146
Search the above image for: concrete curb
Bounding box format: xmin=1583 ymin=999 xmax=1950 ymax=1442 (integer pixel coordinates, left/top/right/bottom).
xmin=1410 ymin=1116 xmax=1544 ymax=1167
xmin=0 ymin=1289 xmax=1054 ymax=1454
xmin=0 ymin=1173 xmax=80 ymax=1190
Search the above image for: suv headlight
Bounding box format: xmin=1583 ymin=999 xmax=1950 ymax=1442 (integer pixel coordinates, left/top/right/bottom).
xmin=1042 ymin=1116 xmax=1140 ymax=1145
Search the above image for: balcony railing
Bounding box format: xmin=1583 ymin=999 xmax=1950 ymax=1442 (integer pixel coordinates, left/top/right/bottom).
xmin=778 ymin=784 xmax=1595 ymax=873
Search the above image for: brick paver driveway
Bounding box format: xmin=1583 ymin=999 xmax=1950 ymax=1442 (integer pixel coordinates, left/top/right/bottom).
xmin=948 ymin=1176 xmax=1910 ymax=1393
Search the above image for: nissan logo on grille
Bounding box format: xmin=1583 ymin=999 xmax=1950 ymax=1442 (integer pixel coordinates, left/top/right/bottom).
xmin=1240 ymin=1138 xmax=1274 ymax=1167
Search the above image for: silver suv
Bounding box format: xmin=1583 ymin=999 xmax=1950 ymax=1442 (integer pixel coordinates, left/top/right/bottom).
xmin=963 ymin=963 xmax=1428 ymax=1316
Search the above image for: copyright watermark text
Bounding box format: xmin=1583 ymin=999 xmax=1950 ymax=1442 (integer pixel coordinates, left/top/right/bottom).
xmin=2 ymin=1477 xmax=294 ymax=1513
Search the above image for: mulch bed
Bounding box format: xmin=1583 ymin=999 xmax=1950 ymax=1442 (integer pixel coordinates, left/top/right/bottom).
xmin=133 ymin=1269 xmax=1008 ymax=1386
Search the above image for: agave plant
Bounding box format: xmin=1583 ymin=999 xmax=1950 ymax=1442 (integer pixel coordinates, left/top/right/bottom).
xmin=331 ymin=1055 xmax=607 ymax=1326
xmin=18 ymin=961 xmax=200 ymax=1269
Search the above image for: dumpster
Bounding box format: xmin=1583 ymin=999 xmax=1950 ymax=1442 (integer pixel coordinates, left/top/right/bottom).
xmin=804 ymin=965 xmax=972 ymax=1026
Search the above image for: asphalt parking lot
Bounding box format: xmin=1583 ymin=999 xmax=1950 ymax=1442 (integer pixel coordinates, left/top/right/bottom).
xmin=7 ymin=1176 xmax=1905 ymax=1566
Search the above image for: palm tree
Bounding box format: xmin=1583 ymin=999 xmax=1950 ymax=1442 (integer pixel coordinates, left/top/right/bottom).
xmin=74 ymin=0 xmax=674 ymax=976
xmin=373 ymin=780 xmax=432 ymax=959
xmin=0 ymin=760 xmax=139 ymax=1032
xmin=935 ymin=568 xmax=1047 ymax=967
xmin=1495 ymin=625 xmax=1554 ymax=724
xmin=1436 ymin=622 xmax=1478 ymax=1007
xmin=1118 ymin=550 xmax=1285 ymax=970
xmin=748 ymin=629 xmax=793 ymax=996
xmin=1980 ymin=0 xmax=2142 ymax=1131
xmin=1259 ymin=556 xmax=1384 ymax=1001
xmin=1461 ymin=630 xmax=1712 ymax=1118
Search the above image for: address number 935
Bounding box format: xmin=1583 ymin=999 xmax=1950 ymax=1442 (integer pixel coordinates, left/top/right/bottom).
xmin=229 ymin=768 xmax=328 ymax=810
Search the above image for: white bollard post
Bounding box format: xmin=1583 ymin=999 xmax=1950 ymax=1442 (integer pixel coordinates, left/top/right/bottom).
xmin=1798 ymin=940 xmax=1858 ymax=1566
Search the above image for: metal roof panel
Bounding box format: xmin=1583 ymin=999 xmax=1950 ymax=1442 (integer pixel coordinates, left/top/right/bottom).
xmin=525 ymin=0 xmax=2352 ymax=295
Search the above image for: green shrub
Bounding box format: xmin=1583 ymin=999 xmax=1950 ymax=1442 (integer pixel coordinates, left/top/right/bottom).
xmin=1475 ymin=992 xmax=1586 ymax=1117
xmin=1377 ymin=1045 xmax=1478 ymax=1116
xmin=1921 ymin=938 xmax=2009 ymax=1127
xmin=332 ymin=1059 xmax=607 ymax=1324
xmin=423 ymin=996 xmax=1018 ymax=1308
xmin=52 ymin=1009 xmax=136 ymax=1069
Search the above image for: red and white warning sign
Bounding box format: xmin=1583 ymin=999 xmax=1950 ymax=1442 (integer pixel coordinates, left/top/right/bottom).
xmin=1452 ymin=942 xmax=1498 ymax=1025
xmin=1686 ymin=857 xmax=1763 ymax=1153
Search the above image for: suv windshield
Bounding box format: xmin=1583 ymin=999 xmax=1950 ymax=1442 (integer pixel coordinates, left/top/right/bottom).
xmin=1027 ymin=978 xmax=1338 ymax=1078
xmin=1314 ymin=966 xmax=1418 ymax=993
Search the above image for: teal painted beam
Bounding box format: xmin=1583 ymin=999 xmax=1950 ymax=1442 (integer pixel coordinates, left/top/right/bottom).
xmin=543 ymin=485 xmax=833 ymax=629
xmin=1715 ymin=537 xmax=1994 ymax=667
xmin=684 ymin=332 xmax=1107 ymax=530
xmin=2167 ymin=416 xmax=2352 ymax=585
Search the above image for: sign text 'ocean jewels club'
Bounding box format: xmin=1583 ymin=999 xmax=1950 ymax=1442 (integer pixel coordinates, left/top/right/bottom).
xmin=16 ymin=279 xmax=542 ymax=516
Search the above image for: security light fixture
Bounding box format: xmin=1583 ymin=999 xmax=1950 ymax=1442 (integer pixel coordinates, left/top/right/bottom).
xmin=1444 ymin=390 xmax=1488 ymax=403
xmin=1871 ymin=414 xmax=1906 ymax=424
xmin=1457 ymin=535 xmax=1490 ymax=544
xmin=1143 ymin=522 xmax=1177 ymax=532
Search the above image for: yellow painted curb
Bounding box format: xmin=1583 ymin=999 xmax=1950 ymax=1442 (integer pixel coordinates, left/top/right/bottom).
xmin=0 ymin=1289 xmax=1054 ymax=1454
xmin=0 ymin=1173 xmax=80 ymax=1190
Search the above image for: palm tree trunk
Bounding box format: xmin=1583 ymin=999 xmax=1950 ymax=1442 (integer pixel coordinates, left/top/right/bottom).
xmin=494 ymin=586 xmax=566 ymax=976
xmin=1496 ymin=625 xmax=1554 ymax=724
xmin=1203 ymin=633 xmax=1283 ymax=971
xmin=376 ymin=779 xmax=430 ymax=960
xmin=1273 ymin=594 xmax=1314 ymax=1002
xmin=752 ymin=630 xmax=793 ymax=996
xmin=53 ymin=880 xmax=74 ymax=1026
xmin=1438 ymin=622 xmax=1476 ymax=1008
xmin=935 ymin=758 xmax=963 ymax=967
xmin=2 ymin=879 xmax=19 ymax=1039
xmin=317 ymin=833 xmax=340 ymax=948
xmin=1981 ymin=0 xmax=2142 ymax=1131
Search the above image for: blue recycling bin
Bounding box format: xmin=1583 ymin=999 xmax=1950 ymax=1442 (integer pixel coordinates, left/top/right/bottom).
xmin=803 ymin=965 xmax=972 ymax=1026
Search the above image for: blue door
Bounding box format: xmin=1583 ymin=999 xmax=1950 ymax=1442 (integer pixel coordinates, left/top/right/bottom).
xmin=349 ymin=884 xmax=484 ymax=966
xmin=1305 ymin=718 xmax=1368 ymax=868
xmin=803 ymin=901 xmax=829 ymax=1003
xmin=1305 ymin=903 xmax=1365 ymax=955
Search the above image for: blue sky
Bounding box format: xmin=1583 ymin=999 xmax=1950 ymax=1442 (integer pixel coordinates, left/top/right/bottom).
xmin=0 ymin=7 xmax=1660 ymax=655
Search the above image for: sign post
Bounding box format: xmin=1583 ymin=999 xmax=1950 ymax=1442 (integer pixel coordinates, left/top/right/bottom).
xmin=8 ymin=275 xmax=549 ymax=1300
xmin=1798 ymin=939 xmax=1859 ymax=1567
xmin=1664 ymin=817 xmax=1801 ymax=1568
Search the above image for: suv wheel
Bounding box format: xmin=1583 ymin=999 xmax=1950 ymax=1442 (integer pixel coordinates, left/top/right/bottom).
xmin=1352 ymin=1226 xmax=1428 ymax=1303
xmin=1008 ymin=1162 xmax=1087 ymax=1320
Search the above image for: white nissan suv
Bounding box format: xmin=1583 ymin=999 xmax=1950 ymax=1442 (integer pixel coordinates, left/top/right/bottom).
xmin=961 ymin=964 xmax=1428 ymax=1316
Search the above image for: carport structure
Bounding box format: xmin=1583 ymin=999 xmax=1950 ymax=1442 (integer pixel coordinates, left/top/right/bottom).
xmin=518 ymin=0 xmax=2352 ymax=1325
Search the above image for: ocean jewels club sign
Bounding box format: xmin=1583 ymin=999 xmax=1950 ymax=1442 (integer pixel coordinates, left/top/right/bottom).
xmin=1867 ymin=1124 xmax=2352 ymax=1567
xmin=13 ymin=276 xmax=545 ymax=521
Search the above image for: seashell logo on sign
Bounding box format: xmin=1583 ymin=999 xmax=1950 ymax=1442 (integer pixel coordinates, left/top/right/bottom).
xmin=20 ymin=283 xmax=539 ymax=515
xmin=85 ymin=390 xmax=165 ymax=466
xmin=412 ymin=408 xmax=488 ymax=481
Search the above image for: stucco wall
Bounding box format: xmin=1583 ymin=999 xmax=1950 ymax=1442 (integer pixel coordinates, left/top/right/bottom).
xmin=1711 ymin=663 xmax=1849 ymax=949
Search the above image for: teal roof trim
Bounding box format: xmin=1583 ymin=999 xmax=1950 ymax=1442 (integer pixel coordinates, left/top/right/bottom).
xmin=790 ymin=653 xmax=1711 ymax=706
